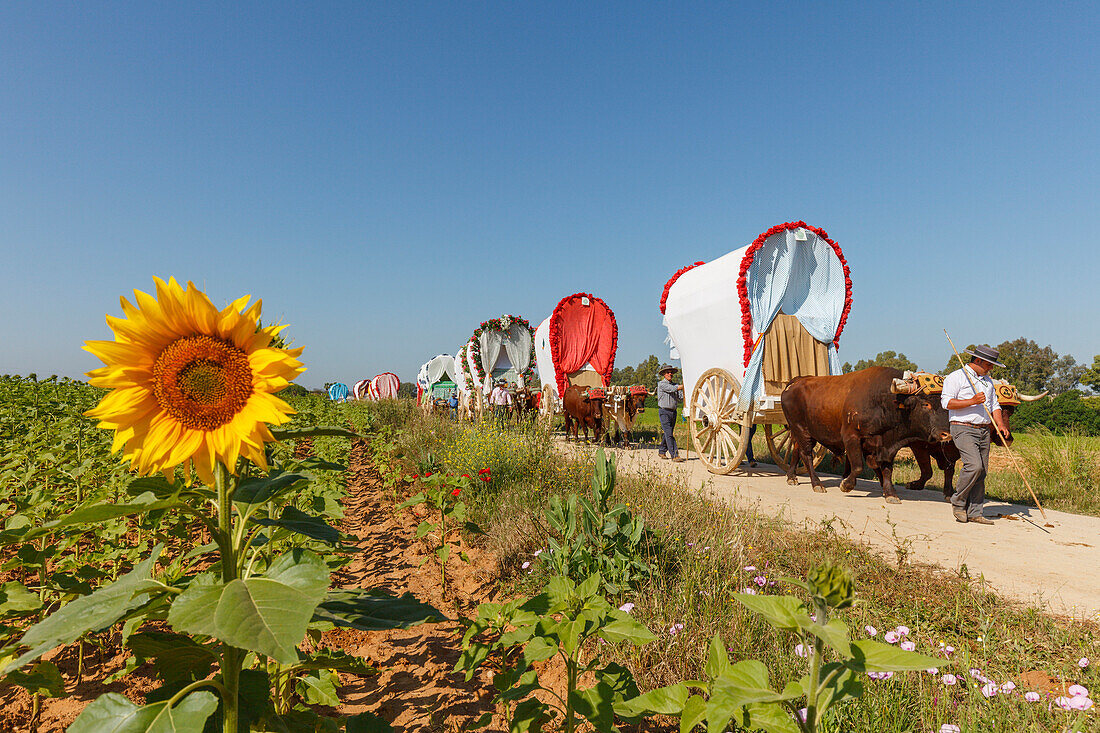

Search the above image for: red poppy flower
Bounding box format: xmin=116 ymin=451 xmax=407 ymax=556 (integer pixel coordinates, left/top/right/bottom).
xmin=462 ymin=474 xmax=470 ymax=479
xmin=425 ymin=472 xmax=432 ymax=477
xmin=451 ymin=487 xmax=461 ymax=497
xmin=410 ymin=474 xmax=419 ymax=479
xmin=478 ymin=468 xmax=490 ymax=475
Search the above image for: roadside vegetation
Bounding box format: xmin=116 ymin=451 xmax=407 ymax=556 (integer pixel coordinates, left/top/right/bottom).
xmin=2 ymin=371 xmax=1097 ymax=732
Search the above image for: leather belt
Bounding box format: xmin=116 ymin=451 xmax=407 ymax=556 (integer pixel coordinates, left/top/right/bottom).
xmin=950 ymin=421 xmax=990 ymax=427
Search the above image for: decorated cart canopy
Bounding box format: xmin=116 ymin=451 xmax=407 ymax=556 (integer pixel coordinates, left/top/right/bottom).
xmin=662 ymin=221 xmax=852 ymax=417
xmin=661 ymin=222 xmax=853 ymax=475
xmin=368 ymin=372 xmax=401 ymax=400
xmin=416 ymin=354 xmax=458 ymax=400
xmin=461 ymin=315 xmax=536 ymax=393
xmin=454 ymin=341 xmax=474 ymax=396
xmin=327 ymin=382 xmax=350 ymax=402
xmin=352 ymin=379 xmax=371 ymax=401
xmin=535 ymin=293 xmax=618 ymax=400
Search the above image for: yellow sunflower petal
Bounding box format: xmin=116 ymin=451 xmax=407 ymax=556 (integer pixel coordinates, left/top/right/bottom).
xmin=84 ymin=278 xmax=303 ymax=484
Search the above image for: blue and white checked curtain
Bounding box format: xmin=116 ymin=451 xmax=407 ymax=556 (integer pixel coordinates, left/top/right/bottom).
xmin=737 ymin=228 xmax=847 ymax=412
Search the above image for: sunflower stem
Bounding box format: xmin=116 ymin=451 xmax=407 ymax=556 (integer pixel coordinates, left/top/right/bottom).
xmin=215 ymin=463 xmax=241 ymax=733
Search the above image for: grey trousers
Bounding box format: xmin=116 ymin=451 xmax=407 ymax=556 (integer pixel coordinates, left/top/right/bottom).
xmin=658 ymin=407 xmax=678 ymax=458
xmin=950 ymin=423 xmax=990 ymax=518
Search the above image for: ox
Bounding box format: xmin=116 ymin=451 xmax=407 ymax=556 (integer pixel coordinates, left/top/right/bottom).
xmin=780 ymin=366 xmax=952 ymax=503
xmin=602 ymin=386 xmax=649 ymax=448
xmin=562 ymin=385 xmax=606 ymax=443
xmin=906 ymin=382 xmax=1047 ymax=499
xmin=510 ymin=386 xmax=541 ymax=422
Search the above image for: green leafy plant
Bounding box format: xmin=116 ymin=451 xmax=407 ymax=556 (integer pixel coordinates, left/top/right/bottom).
xmin=543 ymin=449 xmax=651 ymax=595
xmin=457 ymin=573 xmax=656 ymax=733
xmin=618 ymin=564 xmax=947 ymax=732
xmin=0 ymin=424 xmax=445 ymax=732
xmin=398 ymin=471 xmax=479 ymax=594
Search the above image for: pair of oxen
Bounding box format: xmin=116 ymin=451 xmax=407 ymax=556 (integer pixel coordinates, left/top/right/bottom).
xmin=781 ymin=366 xmax=1046 ymax=504
xmin=561 ymin=385 xmax=649 ymax=446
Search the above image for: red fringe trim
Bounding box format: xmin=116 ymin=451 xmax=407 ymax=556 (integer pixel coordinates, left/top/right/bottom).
xmin=548 ymin=293 xmax=618 ymax=399
xmin=737 ymin=221 xmax=852 ymax=367
xmin=659 ymin=262 xmax=706 ymax=315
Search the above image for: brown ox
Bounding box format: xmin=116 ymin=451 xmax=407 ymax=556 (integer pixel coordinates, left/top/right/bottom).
xmin=906 ymin=384 xmax=1047 ymax=499
xmin=780 ymin=367 xmax=952 ymax=503
xmin=602 ymin=386 xmax=649 ymax=448
xmin=510 ymin=386 xmax=541 ymax=422
xmin=562 ymin=385 xmax=606 ymax=443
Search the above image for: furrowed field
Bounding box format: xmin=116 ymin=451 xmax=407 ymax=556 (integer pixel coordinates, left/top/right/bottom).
xmin=1 ymin=375 xmax=1098 ymax=732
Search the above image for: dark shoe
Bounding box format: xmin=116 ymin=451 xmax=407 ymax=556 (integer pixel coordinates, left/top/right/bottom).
xmin=968 ymin=516 xmax=995 ymax=525
xmin=672 ymin=456 xmax=685 ymax=463
xmin=748 ymin=460 xmax=757 ymax=468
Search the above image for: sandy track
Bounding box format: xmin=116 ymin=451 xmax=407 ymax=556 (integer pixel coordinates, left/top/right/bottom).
xmin=580 ymin=442 xmax=1100 ymax=621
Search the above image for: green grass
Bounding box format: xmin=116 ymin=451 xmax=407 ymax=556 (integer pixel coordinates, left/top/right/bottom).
xmin=358 ymin=405 xmax=1100 ymax=733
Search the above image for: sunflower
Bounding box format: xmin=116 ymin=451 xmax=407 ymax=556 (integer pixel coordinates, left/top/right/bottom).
xmin=85 ymin=277 xmax=306 ymax=484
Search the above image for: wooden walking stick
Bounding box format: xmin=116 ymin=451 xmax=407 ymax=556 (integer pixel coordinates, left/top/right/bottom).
xmin=944 ymin=330 xmax=1048 ymax=522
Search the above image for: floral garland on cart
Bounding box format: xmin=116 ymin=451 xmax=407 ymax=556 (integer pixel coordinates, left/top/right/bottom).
xmin=737 ymin=221 xmax=852 ymax=367
xmin=463 ymin=315 xmax=537 ymax=394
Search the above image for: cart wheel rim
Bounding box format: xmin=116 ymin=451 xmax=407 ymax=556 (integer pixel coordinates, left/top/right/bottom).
xmin=689 ymin=368 xmax=750 ymax=475
xmin=765 ymin=424 xmax=826 ymax=474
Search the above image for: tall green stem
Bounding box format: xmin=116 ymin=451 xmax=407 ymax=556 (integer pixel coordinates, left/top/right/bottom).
xmin=564 ymin=652 xmax=578 ymax=733
xmin=216 ymin=463 xmax=241 ymax=733
xmin=805 ymin=601 xmax=829 ymax=733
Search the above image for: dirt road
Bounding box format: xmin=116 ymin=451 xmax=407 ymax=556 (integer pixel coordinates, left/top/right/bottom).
xmin=595 ymin=443 xmax=1100 ymax=621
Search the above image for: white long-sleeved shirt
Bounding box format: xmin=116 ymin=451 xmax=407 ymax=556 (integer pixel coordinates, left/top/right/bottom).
xmin=940 ymin=364 xmax=1000 ymax=425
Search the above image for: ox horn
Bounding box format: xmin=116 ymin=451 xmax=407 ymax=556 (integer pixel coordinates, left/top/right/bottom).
xmin=890 ymin=378 xmax=919 ymax=394
xmin=1017 ymin=390 xmax=1049 ymax=402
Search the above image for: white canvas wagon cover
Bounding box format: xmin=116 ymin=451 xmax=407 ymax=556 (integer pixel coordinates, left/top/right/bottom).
xmin=661 ymin=221 xmax=852 ymax=413
xmin=462 ymin=315 xmax=536 ymax=393
xmin=417 ymin=354 xmax=457 ymax=391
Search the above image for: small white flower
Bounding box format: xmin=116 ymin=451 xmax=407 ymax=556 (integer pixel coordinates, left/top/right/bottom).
xmin=900 ymin=640 xmax=916 ymax=652
xmin=865 ymin=625 xmax=877 ymax=637
xmin=1024 ymin=691 xmax=1040 ymax=702
xmin=884 ymin=631 xmax=899 ymax=644
xmin=521 ymin=561 xmax=530 ymax=569
xmin=619 ymin=602 xmax=635 ymax=613
xmin=896 ymin=625 xmax=910 ymax=636
xmin=1079 ymin=657 xmax=1090 ymax=669
xmin=794 ymin=643 xmax=808 ymax=658
xmin=981 ymin=682 xmax=999 ymax=697
xmin=1000 ymin=681 xmax=1016 ymax=693
xmin=939 ymin=725 xmax=961 ymax=733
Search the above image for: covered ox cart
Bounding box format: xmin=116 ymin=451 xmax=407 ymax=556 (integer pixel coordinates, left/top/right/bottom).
xmin=416 ymin=354 xmax=458 ymax=411
xmin=353 ymin=373 xmax=401 ymax=401
xmin=661 ymin=221 xmax=853 ymax=474
xmin=534 ymin=293 xmax=618 ymax=419
xmin=460 ymin=315 xmax=536 ymax=394
xmin=327 ymin=382 xmax=350 ymax=402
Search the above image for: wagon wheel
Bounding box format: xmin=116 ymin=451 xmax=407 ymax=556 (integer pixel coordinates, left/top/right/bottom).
xmin=689 ymin=368 xmax=751 ymax=475
xmin=764 ymin=424 xmax=827 ymax=474
xmin=538 ymin=385 xmax=557 ymax=427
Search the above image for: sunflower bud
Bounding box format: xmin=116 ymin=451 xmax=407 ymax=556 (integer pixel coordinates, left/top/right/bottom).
xmin=807 ymin=565 xmax=854 ymax=609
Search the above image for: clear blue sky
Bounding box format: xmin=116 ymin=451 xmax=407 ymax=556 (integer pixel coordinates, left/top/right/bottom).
xmin=3 ymin=2 xmax=1097 ymax=389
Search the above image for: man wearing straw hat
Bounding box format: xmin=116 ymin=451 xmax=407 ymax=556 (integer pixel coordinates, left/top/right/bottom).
xmin=941 ymin=344 xmax=1012 ymax=525
xmin=656 ymin=364 xmax=685 ymax=462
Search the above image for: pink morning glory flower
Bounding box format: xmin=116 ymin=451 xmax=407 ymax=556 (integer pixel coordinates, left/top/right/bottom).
xmin=618 ymin=602 xmax=635 ymax=613
xmin=1079 ymin=657 xmax=1090 ymax=669
xmin=865 ymin=625 xmax=877 ymax=637
xmin=939 ymin=725 xmax=960 ymax=733
xmin=896 ymin=625 xmax=910 ymax=636
xmin=981 ymin=682 xmax=999 ymax=697
xmin=1024 ymin=691 xmax=1040 ymax=702
xmin=1067 ymin=684 xmax=1088 ymax=698
xmin=900 ymin=641 xmax=916 ymax=652
xmin=794 ymin=643 xmax=808 ymax=658
xmin=1000 ymin=681 xmax=1016 ymax=693
xmin=941 ymin=674 xmax=958 ymax=686
xmin=884 ymin=631 xmax=899 ymax=644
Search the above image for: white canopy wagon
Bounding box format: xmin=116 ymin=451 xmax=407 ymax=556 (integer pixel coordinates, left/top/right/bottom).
xmin=416 ymin=354 xmax=458 ymax=411
xmin=455 ymin=315 xmax=536 ymax=419
xmin=661 ymin=221 xmax=853 ymax=474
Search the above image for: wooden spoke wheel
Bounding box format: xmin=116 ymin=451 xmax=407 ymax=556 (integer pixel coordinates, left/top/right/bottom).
xmin=688 ymin=368 xmax=751 ymax=475
xmin=764 ymin=424 xmax=826 ymax=474
xmin=538 ymin=385 xmax=557 ymax=427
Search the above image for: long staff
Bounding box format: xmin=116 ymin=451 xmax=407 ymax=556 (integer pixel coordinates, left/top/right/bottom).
xmin=944 ymin=330 xmax=1047 ymax=522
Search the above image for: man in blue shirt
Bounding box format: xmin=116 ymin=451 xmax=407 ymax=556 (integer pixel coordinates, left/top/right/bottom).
xmin=656 ymin=364 xmax=685 ymax=462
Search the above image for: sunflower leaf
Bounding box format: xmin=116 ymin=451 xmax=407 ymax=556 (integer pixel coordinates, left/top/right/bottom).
xmin=271 ymin=426 xmax=362 ymax=441
xmin=68 ymin=691 xmax=218 ymax=733
xmin=0 ymin=493 xmax=180 ymax=546
xmin=312 ymin=588 xmax=447 ymax=631
xmin=2 ymin=547 xmax=164 ymax=675
xmin=167 ymin=549 xmax=329 ymax=665
xmin=254 ymin=506 xmax=347 ymax=546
